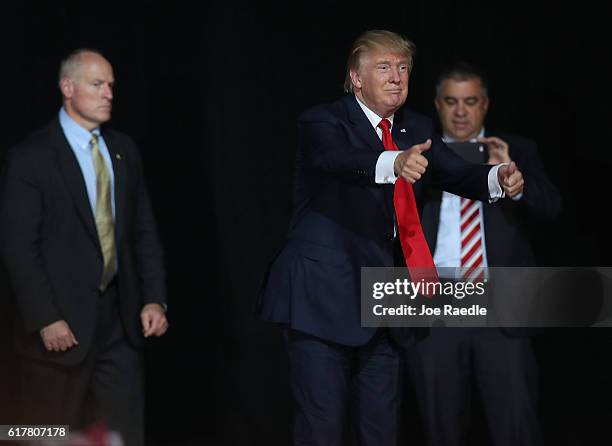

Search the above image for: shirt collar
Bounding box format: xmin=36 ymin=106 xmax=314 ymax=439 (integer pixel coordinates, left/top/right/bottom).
xmin=59 ymin=107 xmax=101 ymax=151
xmin=354 ymin=95 xmax=394 ymax=130
xmin=443 ymin=127 xmax=485 ymax=143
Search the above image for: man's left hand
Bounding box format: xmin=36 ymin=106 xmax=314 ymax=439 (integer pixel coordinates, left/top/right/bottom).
xmin=497 ymin=161 xmax=524 ymax=198
xmin=141 ymin=303 xmax=169 ymax=338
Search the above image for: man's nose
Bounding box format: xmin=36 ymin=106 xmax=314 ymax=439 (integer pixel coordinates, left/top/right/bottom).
xmin=454 ymin=102 xmax=467 ymax=116
xmin=102 ymin=85 xmax=113 ymax=100
xmin=389 ymin=67 xmax=401 ymax=83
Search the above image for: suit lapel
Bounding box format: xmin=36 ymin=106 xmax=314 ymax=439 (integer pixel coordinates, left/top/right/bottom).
xmin=103 ymin=130 xmax=127 ymax=247
xmin=343 ymin=95 xmax=392 ymax=217
xmin=421 ymin=189 xmax=442 ymax=252
xmin=390 ymin=107 xmax=417 ymax=151
xmin=52 ymin=121 xmax=100 ymax=249
xmin=392 ymin=108 xmax=429 ymax=200
xmin=344 ymin=95 xmax=386 ymax=152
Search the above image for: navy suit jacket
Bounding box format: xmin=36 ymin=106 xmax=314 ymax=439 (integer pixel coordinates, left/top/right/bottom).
xmin=258 ymin=94 xmax=492 ymax=346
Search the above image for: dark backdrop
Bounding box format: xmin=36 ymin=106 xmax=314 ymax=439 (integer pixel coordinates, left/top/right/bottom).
xmin=1 ymin=2 xmax=610 ymax=445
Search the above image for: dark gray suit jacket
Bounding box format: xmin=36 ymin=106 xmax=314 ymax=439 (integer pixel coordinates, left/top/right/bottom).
xmin=422 ymin=132 xmax=562 ymax=267
xmin=0 ymin=118 xmax=166 ymax=365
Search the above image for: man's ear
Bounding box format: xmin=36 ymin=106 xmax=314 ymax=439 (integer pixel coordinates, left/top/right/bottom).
xmin=482 ymin=95 xmax=490 ymax=113
xmin=349 ymin=68 xmax=361 ymax=91
xmin=59 ymin=78 xmax=73 ymax=99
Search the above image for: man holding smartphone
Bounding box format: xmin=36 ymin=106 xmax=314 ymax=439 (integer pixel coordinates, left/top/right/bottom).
xmin=413 ymin=62 xmax=562 ymax=446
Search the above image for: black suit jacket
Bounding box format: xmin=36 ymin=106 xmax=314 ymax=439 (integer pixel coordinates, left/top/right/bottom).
xmin=258 ymin=95 xmax=493 ymax=346
xmin=421 ymin=132 xmax=561 ymax=337
xmin=0 ymin=118 xmax=166 ymax=365
xmin=422 ymin=132 xmax=562 ymax=267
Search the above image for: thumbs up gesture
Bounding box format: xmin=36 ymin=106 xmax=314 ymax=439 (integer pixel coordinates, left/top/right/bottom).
xmin=394 ymin=139 xmax=432 ymax=183
xmin=497 ymin=161 xmax=524 ymax=198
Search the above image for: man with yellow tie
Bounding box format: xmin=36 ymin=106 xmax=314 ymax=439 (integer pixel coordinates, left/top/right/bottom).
xmin=0 ymin=49 xmax=168 ymax=445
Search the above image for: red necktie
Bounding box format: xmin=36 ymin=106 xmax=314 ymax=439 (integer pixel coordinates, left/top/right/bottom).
xmin=460 ymin=197 xmax=485 ymax=282
xmin=378 ymin=119 xmax=439 ymax=291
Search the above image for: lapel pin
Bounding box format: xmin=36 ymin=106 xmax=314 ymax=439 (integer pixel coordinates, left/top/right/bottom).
xmin=400 ymin=128 xmax=406 ymax=133
xmin=116 ymin=154 xmax=122 ymax=160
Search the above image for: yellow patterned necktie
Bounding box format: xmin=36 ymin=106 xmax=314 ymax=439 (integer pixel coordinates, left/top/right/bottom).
xmin=91 ymin=134 xmax=116 ymax=291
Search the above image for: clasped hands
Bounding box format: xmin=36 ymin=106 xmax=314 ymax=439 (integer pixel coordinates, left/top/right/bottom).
xmin=39 ymin=303 xmax=168 ymax=352
xmin=392 ymin=137 xmax=523 ymax=198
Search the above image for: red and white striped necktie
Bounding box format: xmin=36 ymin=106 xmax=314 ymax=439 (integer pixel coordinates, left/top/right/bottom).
xmin=460 ymin=197 xmax=485 ymax=282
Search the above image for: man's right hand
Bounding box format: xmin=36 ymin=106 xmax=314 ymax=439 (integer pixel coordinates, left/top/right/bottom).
xmin=478 ymin=136 xmax=511 ymax=165
xmin=40 ymin=320 xmax=78 ymax=352
xmin=393 ymin=139 xmax=432 ymax=183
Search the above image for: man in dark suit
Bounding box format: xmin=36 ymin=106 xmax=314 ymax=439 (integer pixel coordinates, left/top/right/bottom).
xmin=413 ymin=62 xmax=562 ymax=446
xmin=258 ymin=32 xmax=525 ymax=445
xmin=0 ymin=49 xmax=168 ymax=445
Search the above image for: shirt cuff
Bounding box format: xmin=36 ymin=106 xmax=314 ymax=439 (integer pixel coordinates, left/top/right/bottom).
xmin=375 ymin=151 xmax=400 ymax=184
xmin=488 ymin=164 xmax=507 ymax=202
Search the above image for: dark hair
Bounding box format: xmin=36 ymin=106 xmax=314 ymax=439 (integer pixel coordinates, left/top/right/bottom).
xmin=435 ymin=61 xmax=488 ymax=98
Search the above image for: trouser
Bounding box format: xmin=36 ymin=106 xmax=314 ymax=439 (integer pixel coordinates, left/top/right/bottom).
xmin=286 ymin=328 xmax=401 ymax=446
xmin=408 ymin=328 xmax=541 ymax=446
xmin=18 ymin=282 xmax=145 ymax=445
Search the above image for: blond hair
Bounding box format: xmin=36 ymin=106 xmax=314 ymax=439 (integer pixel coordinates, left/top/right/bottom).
xmin=344 ymin=30 xmax=416 ymax=93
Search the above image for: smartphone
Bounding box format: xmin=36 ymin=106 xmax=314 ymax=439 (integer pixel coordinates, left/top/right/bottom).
xmin=446 ymin=142 xmax=488 ymax=164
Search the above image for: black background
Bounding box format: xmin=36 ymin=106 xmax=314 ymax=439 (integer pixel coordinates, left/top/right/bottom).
xmin=1 ymin=1 xmax=611 ymax=445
